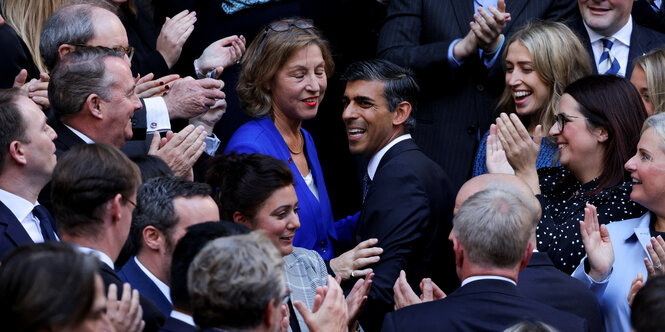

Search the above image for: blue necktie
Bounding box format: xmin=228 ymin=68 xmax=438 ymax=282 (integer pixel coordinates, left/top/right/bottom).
xmin=362 ymin=172 xmax=372 ymax=204
xmin=32 ymin=205 xmax=57 ymax=241
xmin=598 ymin=38 xmax=621 ymax=76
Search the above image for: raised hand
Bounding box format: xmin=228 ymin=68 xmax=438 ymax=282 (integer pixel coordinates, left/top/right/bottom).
xmin=196 ymin=35 xmax=246 ymax=77
xmin=486 ymin=124 xmax=514 ymax=174
xmin=644 ymin=235 xmax=665 ymax=277
xmin=470 ymin=0 xmax=511 ymax=52
xmin=329 ymin=238 xmax=382 ymax=280
xmin=148 ymin=125 xmax=207 ymax=179
xmin=393 ymin=270 xmax=445 ymax=310
xmin=496 ymin=112 xmax=541 ymax=193
xmin=106 ymin=283 xmax=144 ymax=332
xmin=135 ymin=73 xmax=180 ymax=98
xmin=628 ymin=273 xmax=644 ymax=307
xmin=294 ymin=276 xmax=348 ymax=332
xmin=156 ymin=10 xmax=197 ymax=68
xmin=579 ymin=204 xmax=614 ymax=282
xmin=346 ymin=272 xmax=374 ymax=330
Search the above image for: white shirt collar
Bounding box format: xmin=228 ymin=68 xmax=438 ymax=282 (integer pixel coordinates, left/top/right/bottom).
xmin=78 ymin=246 xmax=115 ymax=270
xmin=584 ymin=15 xmax=632 ymax=47
xmin=0 ymin=188 xmax=37 ymax=223
xmin=461 ymin=275 xmax=517 ymax=287
xmin=366 ymin=134 xmax=412 ymax=180
xmin=64 ymin=124 xmax=95 ymax=144
xmin=170 ymin=310 xmax=196 ymax=327
xmin=135 ymin=256 xmax=172 ymax=303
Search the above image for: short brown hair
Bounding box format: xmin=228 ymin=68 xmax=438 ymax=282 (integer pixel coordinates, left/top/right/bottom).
xmin=237 ymin=18 xmax=334 ymax=118
xmin=0 ymin=88 xmax=28 ymax=174
xmin=51 ymin=143 xmax=141 ymax=237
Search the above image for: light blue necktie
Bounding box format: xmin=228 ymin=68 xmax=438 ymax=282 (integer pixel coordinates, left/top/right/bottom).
xmin=598 ymin=38 xmax=620 ymax=76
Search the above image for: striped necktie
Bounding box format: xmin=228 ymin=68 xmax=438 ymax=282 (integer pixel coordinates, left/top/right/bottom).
xmin=598 ymin=38 xmax=621 ymax=76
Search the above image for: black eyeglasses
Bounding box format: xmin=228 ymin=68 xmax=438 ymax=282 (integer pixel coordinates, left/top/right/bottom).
xmin=122 ymin=195 xmax=137 ymax=208
xmin=72 ymin=44 xmax=135 ymax=61
xmin=257 ymin=19 xmax=315 ymax=51
xmin=281 ymin=289 xmax=291 ymax=305
xmin=553 ymin=113 xmax=587 ymax=131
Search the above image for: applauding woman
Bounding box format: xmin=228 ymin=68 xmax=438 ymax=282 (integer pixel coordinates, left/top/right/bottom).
xmin=489 ymin=75 xmax=648 ymax=273
xmin=472 ymin=21 xmax=591 ymax=176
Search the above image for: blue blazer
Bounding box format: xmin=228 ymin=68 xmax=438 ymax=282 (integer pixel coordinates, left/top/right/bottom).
xmin=0 ymin=200 xmax=57 ymax=260
xmin=118 ymin=256 xmax=172 ymax=316
xmin=158 ymin=316 xmax=197 ymax=332
xmin=225 ymin=117 xmax=357 ymax=260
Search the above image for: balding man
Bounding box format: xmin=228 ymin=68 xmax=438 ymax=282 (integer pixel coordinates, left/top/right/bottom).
xmin=383 ymin=188 xmax=587 ymax=331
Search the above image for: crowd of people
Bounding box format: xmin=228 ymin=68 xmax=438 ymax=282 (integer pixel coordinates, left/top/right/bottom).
xmin=2 ymin=0 xmax=665 ymax=331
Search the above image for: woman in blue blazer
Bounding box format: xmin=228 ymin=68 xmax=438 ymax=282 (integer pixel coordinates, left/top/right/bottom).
xmin=225 ymin=19 xmax=374 ymax=275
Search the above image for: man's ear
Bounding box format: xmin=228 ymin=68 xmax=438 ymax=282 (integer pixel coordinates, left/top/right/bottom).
xmin=58 ymin=44 xmax=76 ymax=61
xmin=518 ymin=242 xmax=534 ymax=272
xmin=85 ymin=94 xmax=104 ymax=120
xmin=8 ymin=141 xmax=27 ymax=166
xmin=262 ymin=298 xmax=278 ymax=330
xmin=109 ymin=193 xmax=123 ymax=225
xmin=142 ymin=226 xmax=165 ymax=251
xmin=391 ymin=101 xmax=412 ymax=127
xmin=232 ymin=211 xmax=253 ymax=230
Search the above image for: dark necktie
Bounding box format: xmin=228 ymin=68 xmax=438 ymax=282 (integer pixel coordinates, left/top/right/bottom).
xmin=32 ymin=205 xmax=57 ymax=241
xmin=362 ymin=172 xmax=372 ymax=203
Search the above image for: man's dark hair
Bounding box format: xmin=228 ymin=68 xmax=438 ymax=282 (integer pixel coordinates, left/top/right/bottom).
xmin=129 ymin=176 xmax=212 ymax=255
xmin=48 ymin=45 xmax=124 ymax=120
xmin=170 ymin=221 xmax=250 ymax=311
xmin=51 ymin=143 xmax=141 ymax=237
xmin=631 ymin=275 xmax=665 ymax=332
xmin=0 ymin=88 xmax=28 ymax=174
xmin=341 ymin=59 xmax=419 ymax=133
xmin=130 ymin=155 xmax=174 ymax=183
xmin=0 ymin=242 xmax=101 ymax=331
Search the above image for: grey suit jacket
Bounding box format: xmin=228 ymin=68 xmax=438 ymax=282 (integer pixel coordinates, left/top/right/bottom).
xmin=283 ymin=247 xmax=328 ymax=332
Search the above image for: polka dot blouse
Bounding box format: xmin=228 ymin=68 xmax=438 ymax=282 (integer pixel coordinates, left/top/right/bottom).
xmin=535 ymin=167 xmax=647 ymax=274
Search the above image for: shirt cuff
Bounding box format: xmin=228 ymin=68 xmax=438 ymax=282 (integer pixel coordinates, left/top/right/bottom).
xmin=143 ymin=97 xmax=171 ymax=132
xmin=447 ymin=38 xmax=465 ymax=68
xmin=479 ymin=35 xmax=505 ymax=68
xmin=204 ymin=134 xmax=221 ymax=156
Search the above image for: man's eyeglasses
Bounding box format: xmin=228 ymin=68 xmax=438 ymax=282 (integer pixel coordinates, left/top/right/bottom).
xmin=121 ymin=195 xmax=137 ymax=209
xmin=72 ymin=44 xmax=135 ymax=61
xmin=553 ymin=113 xmax=587 ymax=131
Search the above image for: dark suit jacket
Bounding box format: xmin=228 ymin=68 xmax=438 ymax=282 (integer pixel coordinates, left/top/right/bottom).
xmin=376 ymin=0 xmax=577 ymax=191
xmin=158 ymin=316 xmax=197 ymax=332
xmin=382 ymin=279 xmax=587 ymax=332
xmin=118 ymin=256 xmax=173 ymax=316
xmin=0 ymin=23 xmax=40 ymax=89
xmin=633 ymin=0 xmax=665 ymax=34
xmin=100 ymin=263 xmax=166 ymax=332
xmin=518 ymin=252 xmax=602 ymax=332
xmin=570 ymin=17 xmax=665 ymax=79
xmin=353 ymin=138 xmax=455 ymax=331
xmin=0 ymin=200 xmax=56 ymax=260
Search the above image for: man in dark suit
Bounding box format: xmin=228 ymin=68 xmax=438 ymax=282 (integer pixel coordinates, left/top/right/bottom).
xmin=382 ymin=187 xmax=587 ymax=332
xmin=632 ymin=0 xmax=665 ymax=33
xmin=341 ymin=59 xmax=455 ymax=331
xmin=571 ymin=0 xmax=665 ymax=79
xmin=160 ymin=221 xmax=250 ymax=332
xmin=51 ymin=143 xmax=165 ymax=332
xmin=377 ymin=0 xmax=577 ymax=192
xmin=118 ymin=176 xmax=219 ymax=316
xmin=0 ymin=88 xmax=58 ymax=260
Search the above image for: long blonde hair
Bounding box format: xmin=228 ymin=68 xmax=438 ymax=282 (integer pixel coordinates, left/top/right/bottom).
xmin=634 ymin=48 xmax=665 ymax=115
xmin=496 ymin=21 xmax=592 ymax=134
xmin=1 ymin=0 xmax=69 ymax=73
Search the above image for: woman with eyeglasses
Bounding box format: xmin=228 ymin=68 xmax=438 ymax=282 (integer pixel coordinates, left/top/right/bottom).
xmin=631 ymin=48 xmax=665 ymax=116
xmin=225 ymin=18 xmax=380 ymax=278
xmin=472 ymin=21 xmax=592 ymax=176
xmin=206 ymin=153 xmax=372 ymax=332
xmin=489 ymin=75 xmax=648 ymax=274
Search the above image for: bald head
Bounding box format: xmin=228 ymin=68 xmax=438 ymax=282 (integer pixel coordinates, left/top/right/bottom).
xmin=455 ymin=174 xmax=541 ymax=223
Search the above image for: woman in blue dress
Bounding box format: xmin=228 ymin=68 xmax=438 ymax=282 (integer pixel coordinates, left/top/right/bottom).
xmin=472 ymin=21 xmax=592 ymax=176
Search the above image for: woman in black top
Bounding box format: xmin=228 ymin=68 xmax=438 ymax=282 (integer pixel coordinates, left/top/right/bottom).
xmin=489 ymin=75 xmax=648 ymax=273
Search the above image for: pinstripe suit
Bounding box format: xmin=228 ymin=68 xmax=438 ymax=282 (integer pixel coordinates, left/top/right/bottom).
xmin=376 ymin=0 xmax=577 ymax=191
xmin=283 ymin=247 xmax=329 ymax=332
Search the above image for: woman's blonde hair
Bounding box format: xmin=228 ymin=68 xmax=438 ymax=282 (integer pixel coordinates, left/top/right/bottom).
xmin=1 ymin=0 xmax=69 ymax=73
xmin=634 ymin=48 xmax=665 ymax=115
xmin=496 ymin=21 xmax=592 ymax=134
xmin=237 ymin=18 xmax=334 ymax=119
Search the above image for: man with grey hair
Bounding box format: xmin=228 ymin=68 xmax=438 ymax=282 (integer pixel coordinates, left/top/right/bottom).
xmin=118 ymin=176 xmax=219 ymax=316
xmin=40 ymin=3 xmax=225 ymax=167
xmin=382 ymin=188 xmax=587 ymax=331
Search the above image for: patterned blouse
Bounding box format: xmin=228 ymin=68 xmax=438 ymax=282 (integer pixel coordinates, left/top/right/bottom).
xmin=535 ymin=167 xmax=647 ymax=274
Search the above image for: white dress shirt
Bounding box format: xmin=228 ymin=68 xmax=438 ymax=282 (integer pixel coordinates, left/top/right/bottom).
xmin=170 ymin=310 xmax=196 ymax=327
xmin=584 ymin=16 xmax=633 ymax=77
xmin=78 ymin=246 xmax=115 ymax=270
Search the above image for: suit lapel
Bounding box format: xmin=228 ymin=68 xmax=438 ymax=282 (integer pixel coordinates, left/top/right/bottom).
xmin=0 ymin=200 xmax=33 ymax=248
xmin=451 ymin=0 xmax=474 ymax=35
xmin=375 ymin=139 xmax=418 ymax=173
